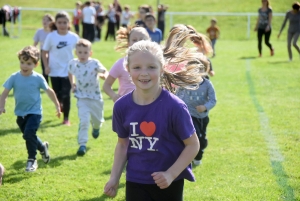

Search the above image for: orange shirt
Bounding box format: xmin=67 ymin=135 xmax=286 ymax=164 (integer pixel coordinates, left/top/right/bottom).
xmin=206 ymin=26 xmax=220 ymax=40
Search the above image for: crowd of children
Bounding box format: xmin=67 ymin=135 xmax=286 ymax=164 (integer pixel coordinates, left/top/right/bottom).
xmin=0 ymin=3 xmax=221 ymax=199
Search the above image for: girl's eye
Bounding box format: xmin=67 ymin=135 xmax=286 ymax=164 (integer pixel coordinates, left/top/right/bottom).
xmin=133 ymin=66 xmax=140 ymax=69
xmin=149 ymin=66 xmax=156 ymax=69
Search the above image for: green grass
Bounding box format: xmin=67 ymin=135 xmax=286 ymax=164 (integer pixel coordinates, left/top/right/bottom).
xmin=1 ymin=0 xmax=300 ymax=200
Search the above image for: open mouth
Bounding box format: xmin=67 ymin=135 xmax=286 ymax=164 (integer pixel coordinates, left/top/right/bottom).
xmin=139 ymin=79 xmax=150 ymax=83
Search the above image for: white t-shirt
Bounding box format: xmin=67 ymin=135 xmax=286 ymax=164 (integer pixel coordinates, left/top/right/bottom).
xmin=82 ymin=6 xmax=96 ymax=24
xmin=121 ymin=11 xmax=132 ymax=25
xmin=68 ymin=58 xmax=107 ymax=100
xmin=42 ymin=31 xmax=79 ymax=77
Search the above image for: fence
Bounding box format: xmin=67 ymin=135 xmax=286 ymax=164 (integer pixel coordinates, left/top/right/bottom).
xmin=10 ymin=7 xmax=286 ymax=39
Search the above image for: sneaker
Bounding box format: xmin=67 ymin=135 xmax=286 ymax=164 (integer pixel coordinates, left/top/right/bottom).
xmin=92 ymin=128 xmax=100 ymax=139
xmin=193 ymin=159 xmax=202 ymax=166
xmin=25 ymin=159 xmax=38 ymax=172
xmin=77 ymin=146 xmax=86 ymax=156
xmin=271 ymin=49 xmax=274 ymax=56
xmin=0 ymin=163 xmax=4 ymax=186
xmin=40 ymin=142 xmax=50 ymax=164
xmin=62 ymin=120 xmax=71 ymax=126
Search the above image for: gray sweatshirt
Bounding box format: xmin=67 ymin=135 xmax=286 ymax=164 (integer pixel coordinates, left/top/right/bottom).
xmin=176 ymin=78 xmax=216 ymax=119
xmin=279 ymin=11 xmax=300 ymax=33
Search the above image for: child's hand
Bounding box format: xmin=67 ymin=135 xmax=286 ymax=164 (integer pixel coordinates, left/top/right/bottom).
xmin=196 ymin=105 xmax=207 ymax=113
xmin=45 ymin=67 xmax=51 ymax=75
xmin=72 ymin=83 xmax=77 ymax=93
xmin=113 ymin=94 xmax=121 ymax=102
xmin=104 ymin=179 xmax=119 ymax=197
xmin=151 ymin=171 xmax=174 ymax=189
xmin=56 ymin=106 xmax=61 ymax=118
xmin=0 ymin=108 xmax=6 ymax=115
xmin=99 ymin=73 xmax=106 ymax=80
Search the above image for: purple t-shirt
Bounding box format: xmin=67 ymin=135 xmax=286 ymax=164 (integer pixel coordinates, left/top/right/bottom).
xmin=113 ymin=89 xmax=196 ymax=184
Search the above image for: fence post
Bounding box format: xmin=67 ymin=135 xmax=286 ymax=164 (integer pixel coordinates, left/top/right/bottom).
xmin=169 ymin=13 xmax=173 ymax=30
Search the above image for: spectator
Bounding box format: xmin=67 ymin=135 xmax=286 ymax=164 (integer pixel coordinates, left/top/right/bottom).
xmin=145 ymin=13 xmax=162 ymax=44
xmin=157 ymin=4 xmax=168 ymax=40
xmin=82 ymin=1 xmax=96 ymax=43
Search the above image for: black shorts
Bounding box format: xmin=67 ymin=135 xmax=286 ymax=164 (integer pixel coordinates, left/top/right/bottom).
xmin=126 ymin=179 xmax=184 ymax=201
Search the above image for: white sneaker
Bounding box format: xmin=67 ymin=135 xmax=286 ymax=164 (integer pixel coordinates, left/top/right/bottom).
xmin=25 ymin=159 xmax=38 ymax=172
xmin=40 ymin=142 xmax=50 ymax=164
xmin=193 ymin=159 xmax=202 ymax=166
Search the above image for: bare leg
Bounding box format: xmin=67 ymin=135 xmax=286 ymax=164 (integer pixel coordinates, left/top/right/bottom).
xmin=0 ymin=163 xmax=4 ymax=186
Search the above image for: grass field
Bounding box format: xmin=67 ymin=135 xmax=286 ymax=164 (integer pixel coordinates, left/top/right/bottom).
xmin=0 ymin=0 xmax=300 ymax=200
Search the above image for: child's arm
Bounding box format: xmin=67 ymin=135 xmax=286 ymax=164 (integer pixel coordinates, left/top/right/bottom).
xmin=33 ymin=41 xmax=39 ymax=47
xmin=45 ymin=88 xmax=61 ymax=118
xmin=68 ymin=72 xmax=76 ymax=93
xmin=0 ymin=89 xmax=10 ymax=115
xmin=152 ymin=133 xmax=199 ymax=189
xmin=99 ymin=69 xmax=109 ymax=80
xmin=42 ymin=50 xmax=50 ymax=75
xmin=104 ymin=137 xmax=129 ymax=197
xmin=196 ymin=82 xmax=217 ymax=113
xmin=102 ymin=75 xmax=120 ymax=102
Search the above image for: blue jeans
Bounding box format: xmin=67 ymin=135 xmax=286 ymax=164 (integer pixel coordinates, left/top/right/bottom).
xmin=211 ymin=38 xmax=217 ymax=55
xmin=16 ymin=114 xmax=44 ymax=160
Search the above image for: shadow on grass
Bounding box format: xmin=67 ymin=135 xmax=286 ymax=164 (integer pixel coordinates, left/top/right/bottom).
xmin=4 ymin=154 xmax=78 ymax=184
xmin=239 ymin=56 xmax=258 ymax=60
xmin=42 ymin=154 xmax=78 ymax=168
xmin=0 ymin=127 xmax=20 ymax=136
xmin=267 ymin=60 xmax=290 ymax=64
xmin=104 ymin=115 xmax=112 ymax=121
xmin=79 ymin=183 xmax=125 ymax=201
xmin=0 ymin=120 xmax=62 ymax=137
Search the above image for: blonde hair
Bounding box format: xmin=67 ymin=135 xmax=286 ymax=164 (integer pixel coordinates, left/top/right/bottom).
xmin=18 ymin=46 xmax=40 ymax=64
xmin=165 ymin=24 xmax=213 ymax=56
xmin=115 ymin=26 xmax=150 ymax=52
xmin=124 ymin=40 xmax=206 ymax=93
xmin=76 ymin=38 xmax=92 ymax=49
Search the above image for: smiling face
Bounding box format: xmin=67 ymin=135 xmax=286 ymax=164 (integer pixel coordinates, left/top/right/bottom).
xmin=19 ymin=57 xmax=37 ymax=76
xmin=128 ymin=29 xmax=150 ymax=47
xmin=76 ymin=46 xmax=91 ymax=63
xmin=55 ymin=17 xmax=69 ymax=34
xmin=127 ymin=51 xmax=162 ymax=93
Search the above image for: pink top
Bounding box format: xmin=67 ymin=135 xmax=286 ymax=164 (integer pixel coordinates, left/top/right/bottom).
xmin=109 ymin=57 xmax=135 ymax=96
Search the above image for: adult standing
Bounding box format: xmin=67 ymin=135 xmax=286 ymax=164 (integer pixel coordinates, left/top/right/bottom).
xmin=113 ymin=0 xmax=122 ymax=30
xmin=254 ymin=0 xmax=274 ymax=57
xmin=157 ymin=4 xmax=168 ymax=40
xmin=278 ymin=2 xmax=300 ymax=61
xmin=82 ymin=1 xmax=96 ymax=43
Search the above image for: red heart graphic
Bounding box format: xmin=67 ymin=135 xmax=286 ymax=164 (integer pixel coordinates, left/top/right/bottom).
xmin=140 ymin=121 xmax=156 ymax=137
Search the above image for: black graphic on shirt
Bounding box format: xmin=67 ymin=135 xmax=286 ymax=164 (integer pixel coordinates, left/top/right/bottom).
xmin=56 ymin=42 xmax=68 ymax=49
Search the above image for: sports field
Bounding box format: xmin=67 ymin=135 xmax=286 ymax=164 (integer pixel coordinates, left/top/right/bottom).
xmin=0 ymin=0 xmax=299 ymax=200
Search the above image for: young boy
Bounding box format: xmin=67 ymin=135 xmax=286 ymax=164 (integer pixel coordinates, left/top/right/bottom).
xmin=68 ymin=39 xmax=108 ymax=156
xmin=144 ymin=13 xmax=162 ymax=44
xmin=206 ymin=18 xmax=220 ymax=57
xmin=0 ymin=46 xmax=61 ymax=172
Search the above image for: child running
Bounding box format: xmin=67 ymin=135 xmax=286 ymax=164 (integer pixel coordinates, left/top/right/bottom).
xmin=33 ymin=14 xmax=54 ymax=83
xmin=206 ymin=18 xmax=220 ymax=57
xmin=42 ymin=11 xmax=79 ymax=126
xmin=0 ymin=46 xmax=61 ymax=172
xmin=104 ymin=34 xmax=207 ymax=199
xmin=102 ymin=26 xmax=150 ymax=102
xmin=68 ymin=39 xmax=108 ymax=156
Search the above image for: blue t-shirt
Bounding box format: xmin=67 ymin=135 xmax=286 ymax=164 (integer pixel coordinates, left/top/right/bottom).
xmin=146 ymin=28 xmax=162 ymax=44
xmin=3 ymin=71 xmax=49 ymax=116
xmin=113 ymin=89 xmax=196 ymax=184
